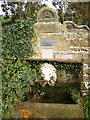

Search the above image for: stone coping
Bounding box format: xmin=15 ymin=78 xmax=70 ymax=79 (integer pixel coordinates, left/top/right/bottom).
xmin=26 ymin=53 xmax=83 ymax=63
xmin=26 ymin=58 xmax=82 ymax=63
xmin=64 ymin=21 xmax=90 ymax=30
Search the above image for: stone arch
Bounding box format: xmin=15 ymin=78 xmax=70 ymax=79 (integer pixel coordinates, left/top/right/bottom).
xmin=37 ymin=7 xmax=58 ymax=22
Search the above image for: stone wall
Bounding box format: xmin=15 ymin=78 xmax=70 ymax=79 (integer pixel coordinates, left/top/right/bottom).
xmin=27 ymin=7 xmax=90 ymax=96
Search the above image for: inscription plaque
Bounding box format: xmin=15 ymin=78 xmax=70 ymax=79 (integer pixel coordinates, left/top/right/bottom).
xmin=39 ymin=38 xmax=56 ymax=46
xmin=56 ymin=54 xmax=73 ymax=59
xmin=42 ymin=49 xmax=53 ymax=58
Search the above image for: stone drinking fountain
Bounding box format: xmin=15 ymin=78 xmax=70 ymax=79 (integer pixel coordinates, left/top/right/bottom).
xmin=15 ymin=7 xmax=90 ymax=119
xmin=28 ymin=7 xmax=90 ymax=96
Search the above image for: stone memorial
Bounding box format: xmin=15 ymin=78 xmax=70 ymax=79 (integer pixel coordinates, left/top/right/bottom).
xmin=27 ymin=7 xmax=90 ymax=96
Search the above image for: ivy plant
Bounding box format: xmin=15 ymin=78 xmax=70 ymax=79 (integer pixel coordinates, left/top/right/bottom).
xmin=2 ymin=17 xmax=41 ymax=118
xmin=2 ymin=17 xmax=36 ymax=59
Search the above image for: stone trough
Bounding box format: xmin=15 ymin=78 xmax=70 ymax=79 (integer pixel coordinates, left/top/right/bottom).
xmin=13 ymin=85 xmax=84 ymax=119
xmin=14 ymin=102 xmax=84 ymax=119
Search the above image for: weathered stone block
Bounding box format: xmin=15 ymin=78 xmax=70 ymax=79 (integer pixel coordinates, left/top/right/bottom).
xmin=35 ymin=22 xmax=61 ymax=33
xmin=82 ymin=53 xmax=88 ymax=64
xmin=83 ymin=67 xmax=89 ymax=75
xmin=73 ymin=54 xmax=83 ymax=63
xmin=70 ymin=40 xmax=80 ymax=47
xmin=55 ymin=40 xmax=69 ymax=51
xmin=56 ymin=70 xmax=80 ymax=85
xmin=83 ymin=74 xmax=89 ymax=81
xmin=80 ymin=40 xmax=88 ymax=47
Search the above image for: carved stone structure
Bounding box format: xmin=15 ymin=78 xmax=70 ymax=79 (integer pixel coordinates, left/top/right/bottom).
xmin=40 ymin=63 xmax=57 ymax=87
xmin=27 ymin=7 xmax=90 ymax=96
xmin=37 ymin=7 xmax=58 ymax=22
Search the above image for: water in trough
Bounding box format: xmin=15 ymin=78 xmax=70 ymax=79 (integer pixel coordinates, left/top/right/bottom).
xmin=12 ymin=86 xmax=84 ymax=119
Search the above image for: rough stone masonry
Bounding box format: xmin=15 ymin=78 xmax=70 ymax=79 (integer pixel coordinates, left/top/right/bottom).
xmin=27 ymin=7 xmax=90 ymax=96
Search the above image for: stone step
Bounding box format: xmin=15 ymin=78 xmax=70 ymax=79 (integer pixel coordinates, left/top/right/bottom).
xmin=13 ymin=102 xmax=84 ymax=119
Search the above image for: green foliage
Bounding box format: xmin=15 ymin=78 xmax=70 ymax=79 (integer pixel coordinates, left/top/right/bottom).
xmin=68 ymin=2 xmax=89 ymax=27
xmin=2 ymin=58 xmax=30 ymax=117
xmin=2 ymin=17 xmax=36 ymax=59
xmin=2 ymin=57 xmax=42 ymax=117
xmin=31 ymin=60 xmax=82 ymax=75
xmin=1 ymin=2 xmax=42 ymax=26
xmin=40 ymin=86 xmax=79 ymax=95
xmin=52 ymin=1 xmax=89 ymax=27
xmin=1 ymin=15 xmax=13 ymax=25
xmin=2 ymin=17 xmax=42 ymax=118
xmin=70 ymin=88 xmax=90 ymax=119
xmin=52 ymin=62 xmax=82 ymax=75
xmin=83 ymin=95 xmax=90 ymax=119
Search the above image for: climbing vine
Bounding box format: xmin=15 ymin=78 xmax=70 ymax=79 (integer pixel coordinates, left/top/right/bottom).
xmin=2 ymin=17 xmax=35 ymax=59
xmin=70 ymin=88 xmax=90 ymax=119
xmin=2 ymin=17 xmax=42 ymax=118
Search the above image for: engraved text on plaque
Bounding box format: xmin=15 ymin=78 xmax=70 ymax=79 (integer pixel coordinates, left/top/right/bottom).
xmin=39 ymin=38 xmax=56 ymax=46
